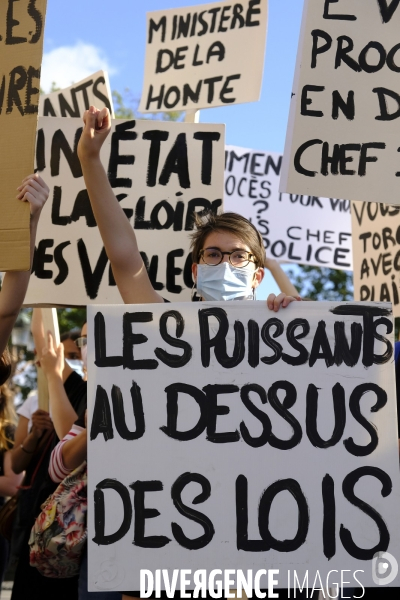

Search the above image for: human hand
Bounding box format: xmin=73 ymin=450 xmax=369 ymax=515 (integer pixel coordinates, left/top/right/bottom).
xmin=78 ymin=105 xmax=111 ymax=162
xmin=40 ymin=332 xmax=64 ymax=380
xmin=267 ymin=293 xmax=299 ymax=312
xmin=31 ymin=409 xmax=53 ymax=440
xmin=16 ymin=173 xmax=49 ymax=218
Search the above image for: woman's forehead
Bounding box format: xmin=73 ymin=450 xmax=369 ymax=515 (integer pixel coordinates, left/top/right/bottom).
xmin=203 ymin=230 xmax=250 ymax=251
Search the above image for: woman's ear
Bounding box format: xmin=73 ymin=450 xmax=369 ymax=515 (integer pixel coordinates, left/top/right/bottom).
xmin=252 ymin=267 xmax=264 ymax=289
xmin=192 ymin=262 xmax=198 ymax=282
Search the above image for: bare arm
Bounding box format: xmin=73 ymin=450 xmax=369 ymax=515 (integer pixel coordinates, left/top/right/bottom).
xmin=40 ymin=333 xmax=77 ymax=440
xmin=32 ymin=311 xmax=72 ymax=382
xmin=61 ymin=429 xmax=87 ymax=471
xmin=11 ymin=410 xmax=53 ymax=474
xmin=49 ymin=425 xmax=87 ymax=483
xmin=265 ymin=258 xmax=299 ymax=298
xmin=0 ymin=175 xmax=49 ymax=356
xmin=77 ymin=107 xmax=163 ymax=305
xmin=0 ymin=450 xmax=24 ymax=497
xmin=30 ymin=308 xmax=46 ymax=362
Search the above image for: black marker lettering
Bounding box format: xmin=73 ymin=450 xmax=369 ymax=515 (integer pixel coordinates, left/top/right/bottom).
xmin=203 ymin=384 xmax=240 ymax=444
xmin=258 ymin=479 xmax=309 ymax=552
xmin=240 ymin=384 xmax=271 ymax=448
xmin=130 ymin=481 xmax=170 ymax=548
xmin=193 ymin=131 xmax=220 ymax=184
xmin=340 ymin=467 xmax=391 ymax=560
xmin=90 ymin=385 xmax=114 ymax=442
xmin=323 ymin=0 xmax=357 ymax=20
xmin=123 ymin=312 xmax=158 ymax=370
xmin=93 ymin=479 xmax=132 ymax=545
xmin=343 ymin=383 xmax=387 ymax=456
xmin=111 ymin=382 xmax=145 ymax=441
xmin=306 ymin=383 xmax=346 ymax=448
xmin=198 ymin=307 xmax=245 ymax=368
xmin=161 ymin=383 xmax=208 ymax=441
xmin=267 ymin=381 xmax=302 ymax=450
xmin=94 ymin=312 xmax=123 ymax=368
xmin=77 ymin=241 xmax=108 ymax=300
xmin=171 ymin=473 xmax=214 ymax=549
xmin=7 ymin=66 xmax=27 ymax=115
xmin=322 ymin=474 xmax=336 ymax=559
xmin=108 ymin=120 xmax=136 ymax=188
xmin=236 ymin=475 xmax=268 ymax=551
xmin=28 ymin=0 xmax=44 ymax=44
xmin=159 ymin=133 xmax=190 ymax=188
xmin=155 ymin=310 xmax=192 ymax=368
xmin=53 ymin=241 xmax=71 ymax=286
xmin=50 ymin=128 xmax=83 ymax=178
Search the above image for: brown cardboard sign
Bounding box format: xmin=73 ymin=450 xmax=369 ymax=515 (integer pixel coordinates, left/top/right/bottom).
xmin=0 ymin=0 xmax=47 ymax=272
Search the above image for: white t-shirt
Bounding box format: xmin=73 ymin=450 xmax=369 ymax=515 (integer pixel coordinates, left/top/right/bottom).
xmin=17 ymin=392 xmax=39 ymax=432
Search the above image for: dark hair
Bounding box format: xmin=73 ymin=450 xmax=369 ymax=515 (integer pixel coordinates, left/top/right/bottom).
xmin=190 ymin=212 xmax=266 ymax=268
xmin=0 ymin=349 xmax=11 ymax=386
xmin=60 ymin=329 xmax=80 ymax=343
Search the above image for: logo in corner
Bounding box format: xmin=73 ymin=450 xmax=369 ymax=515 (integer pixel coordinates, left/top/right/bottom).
xmin=372 ymin=551 xmax=398 ymax=586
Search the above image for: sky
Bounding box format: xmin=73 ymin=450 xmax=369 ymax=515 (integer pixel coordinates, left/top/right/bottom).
xmin=41 ymin=0 xmax=304 ymax=297
xmin=42 ymin=0 xmax=303 ymax=153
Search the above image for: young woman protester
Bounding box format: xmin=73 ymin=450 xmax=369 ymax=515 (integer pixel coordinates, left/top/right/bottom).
xmin=46 ymin=106 xmax=299 ymax=600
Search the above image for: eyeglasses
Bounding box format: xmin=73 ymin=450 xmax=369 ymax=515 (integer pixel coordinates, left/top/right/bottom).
xmin=75 ymin=336 xmax=87 ymax=348
xmin=199 ymin=248 xmax=255 ymax=268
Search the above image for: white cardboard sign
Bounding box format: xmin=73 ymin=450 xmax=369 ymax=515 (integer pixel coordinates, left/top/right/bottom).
xmin=24 ymin=118 xmax=224 ymax=306
xmin=87 ymin=301 xmax=400 ymax=592
xmin=39 ymin=70 xmax=114 ymax=118
xmin=139 ymin=0 xmax=268 ymax=113
xmin=352 ymin=200 xmax=400 ymax=316
xmin=225 ymin=145 xmax=352 ymax=270
xmin=281 ymin=0 xmax=400 ymax=205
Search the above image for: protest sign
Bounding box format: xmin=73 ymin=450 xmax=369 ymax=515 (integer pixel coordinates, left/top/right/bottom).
xmin=41 ymin=307 xmax=60 ymax=347
xmin=139 ymin=0 xmax=268 ymax=113
xmin=24 ymin=117 xmax=224 ymax=306
xmin=39 ymin=70 xmax=114 ymax=118
xmin=281 ymin=0 xmax=400 ymax=205
xmin=225 ymin=145 xmax=352 ymax=270
xmin=352 ymin=200 xmax=400 ymax=316
xmin=87 ymin=301 xmax=400 ymax=592
xmin=0 ymin=0 xmax=47 ymax=271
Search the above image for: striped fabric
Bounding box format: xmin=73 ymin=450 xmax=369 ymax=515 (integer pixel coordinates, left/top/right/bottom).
xmin=49 ymin=424 xmax=85 ymax=483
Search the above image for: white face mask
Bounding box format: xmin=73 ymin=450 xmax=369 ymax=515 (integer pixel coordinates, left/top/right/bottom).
xmin=65 ymin=358 xmax=85 ymax=379
xmin=80 ymin=344 xmax=88 ymax=369
xmin=196 ymin=262 xmax=257 ymax=302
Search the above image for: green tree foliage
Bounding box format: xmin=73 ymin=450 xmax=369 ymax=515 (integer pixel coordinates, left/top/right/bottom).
xmin=112 ymin=88 xmax=183 ymax=122
xmin=40 ymin=81 xmax=61 ymax=95
xmin=287 ymin=265 xmax=353 ymax=301
xmin=112 ymin=89 xmax=135 ymax=119
xmin=57 ymin=308 xmax=86 ymax=334
xmin=289 ymin=264 xmax=400 ymax=337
